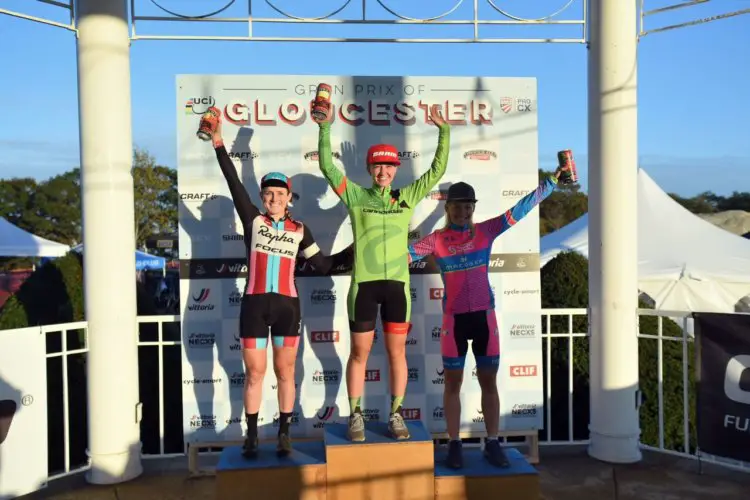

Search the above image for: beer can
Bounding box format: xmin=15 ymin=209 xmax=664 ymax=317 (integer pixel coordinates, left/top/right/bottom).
xmin=311 ymin=83 xmax=332 ymax=121
xmin=557 ymin=149 xmax=578 ymax=184
xmin=196 ymin=106 xmax=221 ymax=141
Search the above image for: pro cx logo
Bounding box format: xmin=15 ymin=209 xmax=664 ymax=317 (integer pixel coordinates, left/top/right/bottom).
xmin=724 ymin=355 xmax=750 ymax=405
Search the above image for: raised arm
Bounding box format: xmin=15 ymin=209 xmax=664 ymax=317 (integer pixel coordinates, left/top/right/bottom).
xmin=407 ymin=231 xmax=438 ymax=263
xmin=317 ymin=121 xmax=362 ymax=206
xmin=399 ymin=105 xmax=450 ymax=207
xmin=298 ymin=224 xmax=354 ymax=276
xmin=213 ymin=139 xmax=260 ymax=226
xmin=479 ymin=175 xmax=558 ymax=238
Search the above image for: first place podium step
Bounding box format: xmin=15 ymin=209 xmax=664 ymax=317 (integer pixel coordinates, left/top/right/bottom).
xmin=324 ymin=420 xmax=436 ymax=500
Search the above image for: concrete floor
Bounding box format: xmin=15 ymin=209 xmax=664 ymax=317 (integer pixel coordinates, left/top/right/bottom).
xmin=23 ymin=447 xmax=750 ymax=500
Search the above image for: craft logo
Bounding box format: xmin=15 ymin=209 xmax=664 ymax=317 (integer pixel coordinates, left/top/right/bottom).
xmin=312 ymin=369 xmax=340 ymax=385
xmin=311 ymin=330 xmax=339 ymax=343
xmin=431 ymin=326 xmax=443 ymax=341
xmin=313 ymin=406 xmax=337 ymax=429
xmin=463 ymin=150 xmax=497 ymax=161
xmin=399 ymin=151 xmax=420 ymax=160
xmin=188 ymin=288 xmax=215 ymax=312
xmin=502 ymin=189 xmax=530 ymax=197
xmin=185 ymin=96 xmax=215 ymax=115
xmin=365 ymin=369 xmax=381 ymax=382
xmin=500 ymin=97 xmax=513 ymax=114
xmin=430 ymin=288 xmax=444 ymax=300
xmin=472 ymin=409 xmax=484 ymax=423
xmin=228 ymin=290 xmax=242 ymax=307
xmin=187 ymin=332 xmax=216 ymax=348
xmin=431 ymin=368 xmax=445 ymax=385
xmin=408 ymin=367 xmax=419 ymax=382
xmin=432 ymin=406 xmax=444 ymax=420
xmin=272 ymin=411 xmax=301 ymax=427
xmin=425 ymin=189 xmax=449 ymax=201
xmin=362 ymin=408 xmax=380 ymax=422
xmin=510 ymin=323 xmax=536 ymax=339
xmin=229 ymin=372 xmax=245 ymax=387
xmin=511 ymin=403 xmax=538 ymax=417
xmin=310 ymin=288 xmax=336 ymax=305
xmin=402 ymin=408 xmax=421 ymax=420
xmin=228 ymin=151 xmax=258 ymax=160
xmin=183 ymin=376 xmax=222 ymax=386
xmin=189 ymin=414 xmax=217 ymax=429
xmin=303 ymin=150 xmax=341 ymax=162
xmin=510 ymin=365 xmax=538 ymax=377
xmin=222 ymin=234 xmax=244 ymax=242
xmin=180 ymin=192 xmax=217 ymax=201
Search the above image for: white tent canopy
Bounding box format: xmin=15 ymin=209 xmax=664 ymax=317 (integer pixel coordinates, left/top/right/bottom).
xmin=540 ymin=169 xmax=750 ymax=313
xmin=0 ymin=217 xmax=71 ymax=258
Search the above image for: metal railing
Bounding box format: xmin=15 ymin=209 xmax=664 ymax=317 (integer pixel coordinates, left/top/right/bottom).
xmin=10 ymin=307 xmax=750 ymax=484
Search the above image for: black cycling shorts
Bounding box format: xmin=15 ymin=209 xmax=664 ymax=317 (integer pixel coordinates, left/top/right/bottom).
xmin=348 ymin=280 xmax=410 ymax=334
xmin=239 ymin=293 xmax=301 ymax=349
xmin=441 ymin=309 xmax=500 ymax=371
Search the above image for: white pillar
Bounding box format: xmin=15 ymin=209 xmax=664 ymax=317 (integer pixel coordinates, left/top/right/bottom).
xmin=586 ymin=0 xmax=642 ymax=463
xmin=76 ymin=0 xmax=143 ymax=483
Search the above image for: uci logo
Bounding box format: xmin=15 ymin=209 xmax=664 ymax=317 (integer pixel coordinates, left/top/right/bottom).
xmin=724 ymin=355 xmax=750 ymax=405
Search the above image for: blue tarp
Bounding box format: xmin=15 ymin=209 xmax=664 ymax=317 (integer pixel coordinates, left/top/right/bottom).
xmin=72 ymin=244 xmax=166 ymax=272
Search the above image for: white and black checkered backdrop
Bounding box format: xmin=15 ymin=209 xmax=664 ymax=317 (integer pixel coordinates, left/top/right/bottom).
xmin=176 ymin=75 xmax=544 ymax=444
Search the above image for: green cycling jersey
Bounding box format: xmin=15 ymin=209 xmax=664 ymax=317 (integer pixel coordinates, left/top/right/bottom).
xmin=317 ymin=121 xmax=451 ymax=286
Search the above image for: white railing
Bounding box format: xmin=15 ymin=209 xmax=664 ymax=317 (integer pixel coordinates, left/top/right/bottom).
xmin=7 ymin=307 xmax=750 ymax=484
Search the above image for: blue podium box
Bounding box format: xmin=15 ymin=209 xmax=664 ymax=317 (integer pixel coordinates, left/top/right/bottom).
xmin=433 ymin=446 xmax=540 ymax=500
xmin=215 ymin=441 xmax=328 ymax=500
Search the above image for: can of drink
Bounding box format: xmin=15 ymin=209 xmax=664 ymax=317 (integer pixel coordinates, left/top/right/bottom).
xmin=196 ymin=106 xmax=221 ymax=141
xmin=311 ymin=83 xmax=332 ymax=121
xmin=557 ymin=149 xmax=578 ymax=184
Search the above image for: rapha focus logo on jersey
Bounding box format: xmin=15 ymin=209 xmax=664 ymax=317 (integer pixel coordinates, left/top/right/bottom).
xmin=252 ymin=219 xmax=302 ymax=258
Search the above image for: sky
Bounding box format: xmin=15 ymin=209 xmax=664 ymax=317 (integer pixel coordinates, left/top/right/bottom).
xmin=1 ymin=0 xmax=748 ymax=197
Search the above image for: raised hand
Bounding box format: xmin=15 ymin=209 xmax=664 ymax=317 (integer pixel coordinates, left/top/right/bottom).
xmin=430 ymin=104 xmax=447 ymax=127
xmin=211 ymin=112 xmax=224 ymax=148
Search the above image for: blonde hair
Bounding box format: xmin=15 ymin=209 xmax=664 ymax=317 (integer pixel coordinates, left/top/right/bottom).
xmin=443 ymin=203 xmax=475 ymax=239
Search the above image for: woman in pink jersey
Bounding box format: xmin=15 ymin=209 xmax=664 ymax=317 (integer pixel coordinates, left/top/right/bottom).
xmin=408 ymin=165 xmax=569 ymax=469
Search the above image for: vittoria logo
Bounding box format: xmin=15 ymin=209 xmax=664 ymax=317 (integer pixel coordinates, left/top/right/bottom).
xmin=188 ymin=288 xmax=215 ymax=311
xmin=463 ymin=150 xmax=497 ymax=161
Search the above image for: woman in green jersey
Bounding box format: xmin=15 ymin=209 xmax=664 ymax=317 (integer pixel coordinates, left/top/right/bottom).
xmin=313 ymin=97 xmax=450 ymax=442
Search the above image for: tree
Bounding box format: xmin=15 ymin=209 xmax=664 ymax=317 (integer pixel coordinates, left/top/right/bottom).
xmin=132 ymin=148 xmax=178 ymax=251
xmin=538 ymin=169 xmax=588 ymax=236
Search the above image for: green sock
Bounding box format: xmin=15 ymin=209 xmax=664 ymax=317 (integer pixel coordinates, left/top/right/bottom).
xmin=390 ymin=395 xmax=404 ymax=414
xmin=349 ymin=396 xmax=362 ymax=414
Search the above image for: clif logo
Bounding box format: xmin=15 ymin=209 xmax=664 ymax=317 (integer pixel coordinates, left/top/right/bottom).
xmin=430 ymin=288 xmax=444 ymax=300
xmin=402 ymin=408 xmax=421 ymax=420
xmin=510 ymin=365 xmax=538 ymax=377
xmin=365 ymin=370 xmax=381 ymax=382
xmin=311 ymin=331 xmax=339 ymax=343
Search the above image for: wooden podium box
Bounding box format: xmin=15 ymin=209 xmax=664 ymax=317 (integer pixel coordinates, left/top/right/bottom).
xmin=433 ymin=446 xmax=540 ymax=500
xmin=215 ymin=441 xmax=327 ymax=500
xmin=323 ymin=420 xmax=435 ymax=500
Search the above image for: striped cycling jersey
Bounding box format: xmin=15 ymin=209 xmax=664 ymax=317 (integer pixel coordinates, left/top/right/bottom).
xmin=408 ymin=176 xmax=558 ymax=314
xmin=214 ymin=145 xmax=350 ymax=298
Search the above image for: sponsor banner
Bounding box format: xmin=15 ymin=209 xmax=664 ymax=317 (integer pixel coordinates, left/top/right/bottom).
xmin=177 ymin=74 xmax=543 ymax=441
xmin=694 ymin=313 xmax=750 ymax=463
xmin=0 ymin=327 xmax=48 ymax=499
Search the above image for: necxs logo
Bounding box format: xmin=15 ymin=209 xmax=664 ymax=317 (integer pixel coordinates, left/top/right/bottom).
xmin=185 ymin=96 xmax=215 ymax=115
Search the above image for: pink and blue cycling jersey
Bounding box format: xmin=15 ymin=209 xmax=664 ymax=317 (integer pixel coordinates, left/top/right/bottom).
xmin=408 ymin=176 xmax=558 ymax=316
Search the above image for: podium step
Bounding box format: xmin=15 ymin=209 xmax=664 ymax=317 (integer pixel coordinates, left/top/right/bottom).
xmin=215 ymin=440 xmax=327 ymax=500
xmin=434 ymin=446 xmax=539 ymax=500
xmin=324 ymin=420 xmax=435 ymax=500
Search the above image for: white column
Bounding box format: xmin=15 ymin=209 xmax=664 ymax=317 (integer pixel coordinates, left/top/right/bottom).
xmin=76 ymin=0 xmax=143 ymax=483
xmin=586 ymin=0 xmax=642 ymax=463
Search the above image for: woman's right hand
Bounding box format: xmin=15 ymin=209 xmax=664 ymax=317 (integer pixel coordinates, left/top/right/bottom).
xmin=211 ymin=113 xmax=224 ymax=148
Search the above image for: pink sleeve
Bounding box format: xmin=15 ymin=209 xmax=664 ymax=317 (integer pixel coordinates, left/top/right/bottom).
xmin=408 ymin=231 xmax=437 ymax=263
